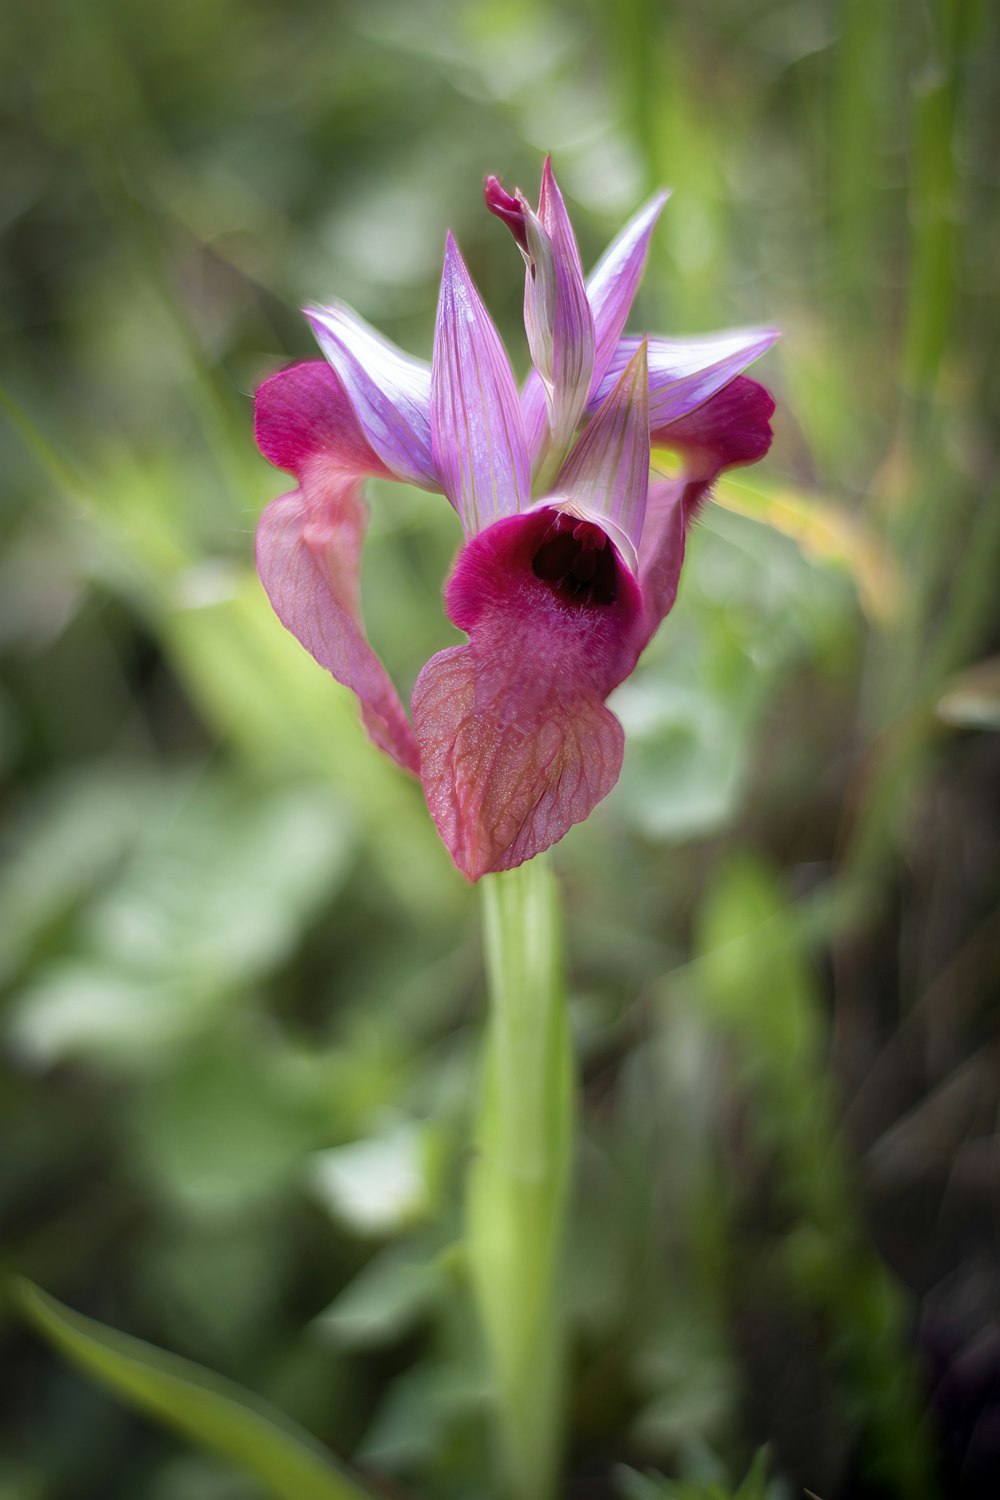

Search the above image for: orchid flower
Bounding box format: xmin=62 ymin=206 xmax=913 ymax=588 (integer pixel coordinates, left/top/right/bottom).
xmin=255 ymin=160 xmax=777 ymax=880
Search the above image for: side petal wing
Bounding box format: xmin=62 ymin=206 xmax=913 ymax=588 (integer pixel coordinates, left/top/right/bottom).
xmin=305 ymin=303 xmax=436 ymax=489
xmin=639 ymin=375 xmax=776 ymax=647
xmin=593 ymin=328 xmax=779 ymax=427
xmin=254 ymin=361 xmax=420 ymax=773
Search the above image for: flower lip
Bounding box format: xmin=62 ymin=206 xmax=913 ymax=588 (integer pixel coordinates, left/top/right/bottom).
xmin=528 ymin=494 xmax=640 ymax=580
xmin=531 ymin=512 xmax=618 ymax=606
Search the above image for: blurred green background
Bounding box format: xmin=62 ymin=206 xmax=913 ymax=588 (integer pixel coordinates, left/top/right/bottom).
xmin=2 ymin=0 xmax=998 ymax=1496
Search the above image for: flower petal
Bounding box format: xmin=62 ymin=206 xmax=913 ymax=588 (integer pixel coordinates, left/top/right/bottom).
xmin=638 ymin=376 xmax=776 ymax=647
xmin=489 ymin=162 xmax=595 ymax=463
xmin=412 ymin=508 xmax=645 ymax=879
xmin=255 ymin=357 xmax=389 ymax=477
xmin=484 ymin=175 xmax=529 ymax=251
xmin=305 ymin=302 xmax=436 ymax=488
xmin=520 ymin=189 xmax=668 ymax=467
xmin=654 ymin=375 xmax=775 ymax=479
xmin=636 ymin=477 xmax=692 ymax=646
xmin=553 ymin=340 xmax=650 ymax=554
xmin=526 ymin=159 xmax=595 ymax=451
xmin=254 ymin=361 xmax=420 ymax=773
xmin=431 ymin=233 xmax=530 ymax=535
xmin=593 ymin=327 xmax=780 ymax=428
xmin=587 ymin=191 xmax=669 ymax=392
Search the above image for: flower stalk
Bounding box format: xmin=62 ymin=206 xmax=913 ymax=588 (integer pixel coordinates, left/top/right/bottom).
xmin=467 ymin=855 xmax=573 ymax=1500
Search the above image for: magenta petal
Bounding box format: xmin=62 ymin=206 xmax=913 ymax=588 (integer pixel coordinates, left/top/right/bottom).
xmin=654 ymin=375 xmax=776 ymax=480
xmin=587 ymin=191 xmax=669 ymax=394
xmin=593 ymin=327 xmax=780 ymax=428
xmin=636 ymin=477 xmax=691 ymax=646
xmin=554 ymin=341 xmax=650 ymax=554
xmin=255 ymin=359 xmax=389 ymax=477
xmin=305 ymin=303 xmax=436 ymax=488
xmin=637 ymin=377 xmax=776 ymax=648
xmin=254 ymin=361 xmax=419 ymax=774
xmin=412 ymin=509 xmax=644 ymax=879
xmin=431 ymin=233 xmax=530 ymax=534
xmin=484 ymin=175 xmax=529 ymax=252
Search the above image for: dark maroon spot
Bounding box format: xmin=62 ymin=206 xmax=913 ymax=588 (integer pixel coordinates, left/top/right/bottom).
xmin=532 ymin=515 xmax=618 ymax=605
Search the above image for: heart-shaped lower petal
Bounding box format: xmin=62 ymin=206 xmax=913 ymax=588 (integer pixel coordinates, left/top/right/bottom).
xmin=413 ymin=644 xmax=625 ymax=880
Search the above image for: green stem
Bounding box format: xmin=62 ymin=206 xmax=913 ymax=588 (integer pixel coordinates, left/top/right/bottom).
xmin=467 ymin=856 xmax=573 ymax=1500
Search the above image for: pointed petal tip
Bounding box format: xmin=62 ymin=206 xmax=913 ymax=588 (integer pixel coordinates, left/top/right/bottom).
xmin=441 ymin=229 xmax=474 ymax=280
xmin=301 ymin=302 xmax=330 ymax=338
xmin=729 ymin=324 xmax=781 ymax=353
xmin=538 ymin=155 xmax=569 ymax=221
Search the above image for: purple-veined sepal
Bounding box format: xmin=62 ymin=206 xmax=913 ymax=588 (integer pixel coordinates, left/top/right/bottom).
xmin=488 ymin=160 xmax=595 ymax=464
xmin=430 ymin=233 xmax=530 ymax=535
xmin=586 ymin=190 xmax=670 ymax=393
xmin=594 ymin=327 xmax=780 ymax=429
xmin=305 ymin=303 xmax=436 ymax=489
xmin=521 ymin=187 xmax=668 ymax=466
xmin=550 ymin=340 xmax=650 ymax=559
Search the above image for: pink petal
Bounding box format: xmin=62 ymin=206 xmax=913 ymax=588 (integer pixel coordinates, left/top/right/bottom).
xmin=305 ymin=303 xmax=436 ymax=488
xmin=554 ymin=340 xmax=650 ymax=555
xmin=593 ymin=327 xmax=780 ymax=428
xmin=484 ymin=175 xmax=529 ymax=252
xmin=431 ymin=233 xmax=530 ymax=535
xmin=254 ymin=361 xmax=420 ymax=774
xmin=255 ymin=358 xmax=389 ymax=477
xmin=636 ymin=477 xmax=690 ymax=646
xmin=412 ymin=508 xmax=645 ymax=879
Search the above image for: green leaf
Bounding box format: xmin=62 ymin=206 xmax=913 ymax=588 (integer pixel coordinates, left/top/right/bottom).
xmin=16 ymin=1281 xmax=375 ymax=1500
xmin=314 ymin=1241 xmax=442 ymax=1349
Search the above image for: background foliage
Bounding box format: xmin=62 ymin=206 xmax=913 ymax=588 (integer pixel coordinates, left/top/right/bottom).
xmin=2 ymin=0 xmax=998 ymax=1496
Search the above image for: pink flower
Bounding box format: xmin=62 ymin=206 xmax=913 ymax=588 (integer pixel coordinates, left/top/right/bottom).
xmin=255 ymin=160 xmax=777 ymax=879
